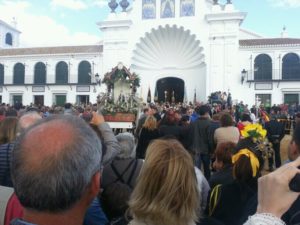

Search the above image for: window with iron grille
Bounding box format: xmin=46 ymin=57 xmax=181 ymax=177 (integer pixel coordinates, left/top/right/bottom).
xmin=56 ymin=61 xmax=68 ymax=84
xmin=254 ymin=54 xmax=272 ymax=80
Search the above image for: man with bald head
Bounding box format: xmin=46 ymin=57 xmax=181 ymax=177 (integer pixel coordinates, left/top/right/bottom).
xmin=10 ymin=115 xmax=102 ymax=225
xmin=17 ymin=111 xmax=42 ymax=134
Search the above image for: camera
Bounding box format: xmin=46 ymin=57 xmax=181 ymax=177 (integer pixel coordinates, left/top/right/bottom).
xmin=289 ymin=171 xmax=300 ymax=192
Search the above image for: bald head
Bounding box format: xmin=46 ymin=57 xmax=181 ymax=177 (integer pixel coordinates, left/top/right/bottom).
xmin=18 ymin=112 xmax=42 ymax=134
xmin=11 ymin=115 xmax=102 ymax=212
xmin=21 ymin=120 xmax=76 ymax=171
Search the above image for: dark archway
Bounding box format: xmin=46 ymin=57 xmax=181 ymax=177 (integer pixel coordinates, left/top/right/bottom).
xmin=282 ymin=53 xmax=300 ymax=80
xmin=78 ymin=61 xmax=91 ymax=84
xmin=13 ymin=63 xmax=25 ymax=85
xmin=5 ymin=33 xmax=13 ymax=45
xmin=155 ymin=77 xmax=184 ymax=103
xmin=56 ymin=61 xmax=68 ymax=84
xmin=254 ymin=54 xmax=272 ymax=80
xmin=34 ymin=62 xmax=46 ymax=84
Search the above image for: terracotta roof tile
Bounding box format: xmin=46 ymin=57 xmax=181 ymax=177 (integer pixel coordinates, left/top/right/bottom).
xmin=0 ymin=45 xmax=103 ymax=56
xmin=239 ymin=38 xmax=300 ymax=47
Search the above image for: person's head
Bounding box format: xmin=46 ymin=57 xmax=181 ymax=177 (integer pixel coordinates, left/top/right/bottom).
xmin=197 ymin=105 xmax=210 ymax=116
xmin=161 ymin=110 xmax=176 ymax=126
xmin=149 ymin=104 xmax=158 ymax=115
xmin=233 ymin=138 xmax=264 ymax=182
xmin=143 ymin=107 xmax=149 ymax=115
xmin=5 ymin=108 xmax=17 ymax=117
xmin=129 ymin=139 xmax=199 ymax=225
xmin=213 ymin=142 xmax=235 ymax=171
xmin=212 ymin=113 xmax=220 ymax=122
xmin=64 ymin=103 xmax=72 ymax=109
xmin=288 ymin=124 xmax=300 ymax=161
xmin=220 ymin=113 xmax=234 ymax=127
xmin=115 ymin=132 xmax=135 ymax=159
xmin=241 ymin=113 xmax=252 ymax=123
xmin=11 ymin=115 xmax=102 ymax=214
xmin=174 ymin=110 xmax=182 ymax=122
xmin=17 ymin=111 xmax=42 ymax=135
xmin=143 ymin=115 xmax=157 ymax=130
xmin=0 ymin=117 xmax=18 ymax=145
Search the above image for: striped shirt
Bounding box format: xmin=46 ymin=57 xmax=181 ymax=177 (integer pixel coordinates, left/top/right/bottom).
xmin=0 ymin=143 xmax=14 ymax=187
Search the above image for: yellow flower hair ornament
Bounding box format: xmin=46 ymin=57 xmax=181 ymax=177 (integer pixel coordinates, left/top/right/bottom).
xmin=240 ymin=124 xmax=267 ymax=140
xmin=232 ymin=148 xmax=260 ymax=177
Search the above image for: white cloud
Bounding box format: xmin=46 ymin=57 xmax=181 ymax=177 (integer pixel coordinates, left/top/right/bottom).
xmin=268 ymin=0 xmax=300 ymax=7
xmin=0 ymin=1 xmax=99 ymax=47
xmin=50 ymin=0 xmax=88 ymax=10
xmin=93 ymin=0 xmax=108 ymax=8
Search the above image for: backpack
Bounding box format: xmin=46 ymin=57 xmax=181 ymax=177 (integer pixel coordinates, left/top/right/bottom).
xmin=100 ymin=160 xmax=138 ymax=224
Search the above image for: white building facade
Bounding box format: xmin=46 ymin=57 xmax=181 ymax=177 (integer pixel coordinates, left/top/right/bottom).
xmin=0 ymin=0 xmax=300 ymax=107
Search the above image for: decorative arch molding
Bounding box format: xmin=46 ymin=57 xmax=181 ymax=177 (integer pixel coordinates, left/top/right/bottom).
xmin=13 ymin=63 xmax=25 ymax=85
xmin=131 ymin=24 xmax=205 ymax=70
xmin=254 ymin=54 xmax=272 ymax=80
xmin=34 ymin=62 xmax=46 ymax=84
xmin=56 ymin=61 xmax=69 ymax=84
xmin=78 ymin=61 xmax=91 ymax=84
xmin=282 ymin=53 xmax=300 ymax=80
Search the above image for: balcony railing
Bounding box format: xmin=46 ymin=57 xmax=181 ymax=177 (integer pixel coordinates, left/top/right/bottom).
xmin=245 ymin=69 xmax=300 ymax=82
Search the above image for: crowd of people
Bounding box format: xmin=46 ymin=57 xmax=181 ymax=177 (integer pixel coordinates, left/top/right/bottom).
xmin=0 ymin=100 xmax=300 ymax=225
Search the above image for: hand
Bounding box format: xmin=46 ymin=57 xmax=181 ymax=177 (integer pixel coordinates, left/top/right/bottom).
xmin=90 ymin=112 xmax=105 ymax=126
xmin=257 ymin=157 xmax=300 ymax=218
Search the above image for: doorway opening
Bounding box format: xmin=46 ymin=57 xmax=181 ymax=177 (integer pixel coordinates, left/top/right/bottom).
xmin=77 ymin=95 xmax=90 ymax=105
xmin=34 ymin=95 xmax=44 ymax=106
xmin=12 ymin=95 xmax=23 ymax=106
xmin=54 ymin=94 xmax=67 ymax=106
xmin=155 ymin=77 xmax=185 ymax=103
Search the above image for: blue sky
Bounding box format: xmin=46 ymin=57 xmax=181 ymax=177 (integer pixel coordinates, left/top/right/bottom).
xmin=0 ymin=0 xmax=299 ymax=47
xmin=235 ymin=0 xmax=300 ymax=38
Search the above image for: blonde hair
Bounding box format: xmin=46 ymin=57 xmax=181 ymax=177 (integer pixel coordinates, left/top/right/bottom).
xmin=129 ymin=139 xmax=199 ymax=225
xmin=0 ymin=117 xmax=18 ymax=145
xmin=142 ymin=115 xmax=157 ymax=131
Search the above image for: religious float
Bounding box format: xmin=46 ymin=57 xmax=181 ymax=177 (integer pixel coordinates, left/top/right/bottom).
xmin=97 ymin=63 xmax=141 ymax=129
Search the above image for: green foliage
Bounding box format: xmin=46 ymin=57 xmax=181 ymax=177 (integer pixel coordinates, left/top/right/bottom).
xmin=102 ymin=69 xmax=140 ymax=88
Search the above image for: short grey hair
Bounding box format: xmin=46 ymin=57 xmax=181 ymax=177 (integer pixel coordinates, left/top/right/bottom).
xmin=116 ymin=132 xmax=135 ymax=159
xmin=11 ymin=115 xmax=102 ymax=212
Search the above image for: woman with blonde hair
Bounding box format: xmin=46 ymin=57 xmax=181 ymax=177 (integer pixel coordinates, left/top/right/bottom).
xmin=135 ymin=115 xmax=159 ymax=159
xmin=129 ymin=139 xmax=199 ymax=225
xmin=0 ymin=117 xmax=18 ymax=145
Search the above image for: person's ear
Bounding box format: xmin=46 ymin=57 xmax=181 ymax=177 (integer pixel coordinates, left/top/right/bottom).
xmin=90 ymin=171 xmax=101 ymax=197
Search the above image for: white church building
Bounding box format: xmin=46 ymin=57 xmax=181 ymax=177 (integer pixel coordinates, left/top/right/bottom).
xmin=1 ymin=0 xmax=300 ymax=107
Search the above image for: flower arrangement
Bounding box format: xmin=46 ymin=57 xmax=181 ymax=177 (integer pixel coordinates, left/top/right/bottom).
xmin=98 ymin=64 xmax=142 ymax=118
xmin=102 ymin=66 xmax=140 ymax=93
xmin=240 ymin=123 xmax=273 ymax=159
xmin=240 ymin=124 xmax=267 ymax=140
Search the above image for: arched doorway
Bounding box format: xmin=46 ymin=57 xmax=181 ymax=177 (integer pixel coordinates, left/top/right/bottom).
xmin=155 ymin=77 xmax=184 ymax=103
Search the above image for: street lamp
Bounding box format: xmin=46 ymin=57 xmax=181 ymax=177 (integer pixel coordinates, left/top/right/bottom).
xmin=241 ymin=69 xmax=247 ymax=84
xmin=95 ymin=73 xmax=101 ymax=86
